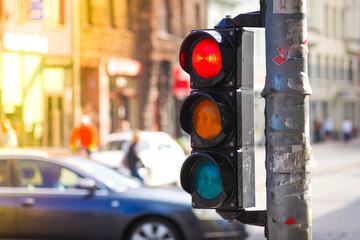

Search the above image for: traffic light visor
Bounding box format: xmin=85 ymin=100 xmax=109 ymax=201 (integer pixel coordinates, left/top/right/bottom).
xmin=192 ymin=99 xmax=221 ymax=140
xmin=191 ymin=38 xmax=221 ymax=79
xmin=194 ymin=159 xmax=222 ymax=200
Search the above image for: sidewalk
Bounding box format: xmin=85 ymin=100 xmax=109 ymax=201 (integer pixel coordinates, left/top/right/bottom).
xmin=246 ymin=137 xmax=360 ymax=239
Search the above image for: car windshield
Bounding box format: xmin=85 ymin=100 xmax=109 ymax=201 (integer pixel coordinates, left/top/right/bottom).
xmin=67 ymin=157 xmax=141 ymax=191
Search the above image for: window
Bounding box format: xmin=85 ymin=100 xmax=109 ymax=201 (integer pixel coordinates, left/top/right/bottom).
xmin=104 ymin=140 xmax=128 ymax=151
xmin=324 ymin=5 xmax=329 ymax=35
xmin=0 ymin=160 xmax=8 ymax=187
xmin=44 ymin=0 xmax=65 ymax=25
xmin=109 ymin=0 xmax=115 ymax=28
xmin=325 ymin=56 xmax=329 ymax=79
xmin=180 ymin=0 xmax=185 ymax=37
xmin=195 ymin=3 xmax=200 ymax=29
xmin=158 ymin=0 xmax=172 ymax=33
xmin=341 ymin=10 xmax=345 ymax=38
xmin=0 ymin=0 xmax=3 ymax=19
xmin=14 ymin=0 xmax=30 ymax=23
xmin=86 ymin=0 xmax=93 ymax=25
xmin=340 ymin=58 xmax=344 ymax=80
xmin=333 ymin=57 xmax=337 ymax=80
xmin=333 ymin=8 xmax=336 ymax=37
xmin=127 ymin=0 xmax=133 ymax=31
xmin=138 ymin=139 xmax=150 ymax=151
xmin=317 ymin=54 xmax=321 ymax=78
xmin=348 ymin=59 xmax=353 ymax=81
xmin=16 ymin=160 xmax=85 ymax=190
xmin=158 ymin=143 xmax=171 ymax=151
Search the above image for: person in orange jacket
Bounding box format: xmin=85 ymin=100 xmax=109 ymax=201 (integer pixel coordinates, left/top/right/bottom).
xmin=69 ymin=115 xmax=99 ymax=156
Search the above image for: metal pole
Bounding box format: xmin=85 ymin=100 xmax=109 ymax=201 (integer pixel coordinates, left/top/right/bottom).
xmin=262 ymin=0 xmax=312 ymax=239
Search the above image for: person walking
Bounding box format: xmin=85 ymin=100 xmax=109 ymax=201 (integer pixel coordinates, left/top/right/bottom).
xmin=0 ymin=119 xmax=18 ymax=147
xmin=125 ymin=130 xmax=144 ymax=182
xmin=69 ymin=115 xmax=99 ymax=156
xmin=342 ymin=118 xmax=353 ymax=142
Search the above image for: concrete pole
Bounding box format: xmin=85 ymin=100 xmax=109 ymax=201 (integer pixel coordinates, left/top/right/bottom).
xmin=262 ymin=0 xmax=312 ymax=239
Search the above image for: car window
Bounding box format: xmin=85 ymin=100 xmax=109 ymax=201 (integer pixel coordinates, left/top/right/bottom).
xmin=0 ymin=160 xmax=8 ymax=187
xmin=138 ymin=139 xmax=150 ymax=151
xmin=104 ymin=140 xmax=128 ymax=151
xmin=16 ymin=160 xmax=86 ymax=190
xmin=75 ymin=159 xmax=141 ymax=190
xmin=158 ymin=143 xmax=171 ymax=151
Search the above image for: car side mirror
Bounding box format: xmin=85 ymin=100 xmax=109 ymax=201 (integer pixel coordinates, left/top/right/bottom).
xmin=76 ymin=178 xmax=97 ymax=197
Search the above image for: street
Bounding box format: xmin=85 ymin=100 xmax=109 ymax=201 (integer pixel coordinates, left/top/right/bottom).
xmin=246 ymin=137 xmax=360 ymax=240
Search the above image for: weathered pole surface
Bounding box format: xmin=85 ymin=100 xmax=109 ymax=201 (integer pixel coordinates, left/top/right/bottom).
xmin=262 ymin=0 xmax=312 ymax=239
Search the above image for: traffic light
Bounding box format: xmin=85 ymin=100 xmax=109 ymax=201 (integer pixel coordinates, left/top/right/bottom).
xmin=179 ymin=28 xmax=255 ymax=212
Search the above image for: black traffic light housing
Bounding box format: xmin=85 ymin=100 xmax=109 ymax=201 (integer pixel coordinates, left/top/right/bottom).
xmin=178 ymin=27 xmax=255 ymax=213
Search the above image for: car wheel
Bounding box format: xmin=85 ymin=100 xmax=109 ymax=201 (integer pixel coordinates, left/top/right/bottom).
xmin=125 ymin=216 xmax=182 ymax=240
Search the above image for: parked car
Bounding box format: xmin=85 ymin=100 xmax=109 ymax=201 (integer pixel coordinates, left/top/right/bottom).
xmin=90 ymin=131 xmax=186 ymax=186
xmin=0 ymin=148 xmax=247 ymax=240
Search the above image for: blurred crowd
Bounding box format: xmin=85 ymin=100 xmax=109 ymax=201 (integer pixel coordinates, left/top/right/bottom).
xmin=313 ymin=117 xmax=356 ymax=143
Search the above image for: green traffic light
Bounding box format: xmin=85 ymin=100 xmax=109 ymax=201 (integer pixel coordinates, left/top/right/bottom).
xmin=193 ymin=159 xmax=222 ymax=200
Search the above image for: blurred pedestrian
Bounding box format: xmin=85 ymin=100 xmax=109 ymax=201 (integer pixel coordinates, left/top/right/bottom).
xmin=124 ymin=130 xmax=144 ymax=182
xmin=69 ymin=115 xmax=99 ymax=156
xmin=314 ymin=119 xmax=322 ymax=142
xmin=41 ymin=165 xmax=63 ymax=189
xmin=322 ymin=117 xmax=334 ymax=141
xmin=342 ymin=118 xmax=353 ymax=142
xmin=0 ymin=119 xmax=18 ymax=147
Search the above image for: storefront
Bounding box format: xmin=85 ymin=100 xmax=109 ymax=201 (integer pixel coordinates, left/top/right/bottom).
xmin=0 ymin=51 xmax=73 ymax=147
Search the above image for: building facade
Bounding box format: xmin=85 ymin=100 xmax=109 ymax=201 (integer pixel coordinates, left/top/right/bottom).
xmin=135 ymin=0 xmax=207 ymax=136
xmin=0 ymin=0 xmax=208 ymax=147
xmin=308 ymin=0 xmax=360 ymax=140
xmin=76 ymin=0 xmax=141 ymax=142
xmin=77 ymin=0 xmax=207 ymax=140
xmin=0 ymin=0 xmax=74 ymax=147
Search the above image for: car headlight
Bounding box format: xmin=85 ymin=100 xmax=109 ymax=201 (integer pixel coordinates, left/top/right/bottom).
xmin=192 ymin=208 xmax=223 ymax=220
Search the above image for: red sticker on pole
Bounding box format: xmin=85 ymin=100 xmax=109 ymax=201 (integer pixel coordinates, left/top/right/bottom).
xmin=273 ymin=47 xmax=287 ymax=65
xmin=273 ymin=55 xmax=287 ymax=65
xmin=285 ymin=217 xmax=296 ymax=224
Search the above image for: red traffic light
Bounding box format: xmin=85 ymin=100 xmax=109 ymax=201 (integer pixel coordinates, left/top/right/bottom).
xmin=191 ymin=38 xmax=222 ymax=79
xmin=179 ymin=30 xmax=235 ymax=88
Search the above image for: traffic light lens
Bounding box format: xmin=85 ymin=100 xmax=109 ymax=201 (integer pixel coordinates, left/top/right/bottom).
xmin=192 ymin=99 xmax=221 ymax=140
xmin=194 ymin=159 xmax=222 ymax=200
xmin=192 ymin=38 xmax=221 ymax=79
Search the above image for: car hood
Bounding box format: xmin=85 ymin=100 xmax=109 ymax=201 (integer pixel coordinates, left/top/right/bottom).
xmin=113 ymin=186 xmax=192 ymax=206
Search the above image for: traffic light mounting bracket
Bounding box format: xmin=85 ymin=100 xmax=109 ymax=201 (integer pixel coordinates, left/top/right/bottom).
xmin=216 ymin=0 xmax=266 ymax=29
